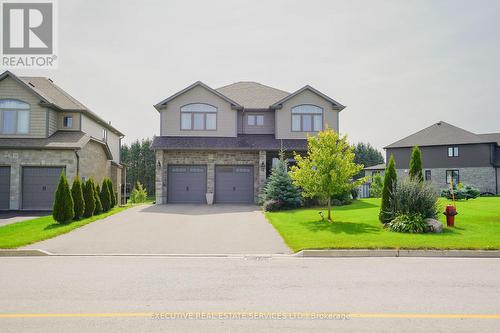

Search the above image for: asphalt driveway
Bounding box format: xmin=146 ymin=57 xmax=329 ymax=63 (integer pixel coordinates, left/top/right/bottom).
xmin=23 ymin=204 xmax=290 ymax=255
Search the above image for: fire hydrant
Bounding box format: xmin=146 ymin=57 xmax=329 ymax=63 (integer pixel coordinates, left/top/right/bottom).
xmin=443 ymin=205 xmax=458 ymax=227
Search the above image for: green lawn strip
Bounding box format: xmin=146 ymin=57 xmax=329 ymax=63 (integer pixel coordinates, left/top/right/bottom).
xmin=0 ymin=205 xmax=133 ymax=249
xmin=265 ymin=197 xmax=500 ymax=252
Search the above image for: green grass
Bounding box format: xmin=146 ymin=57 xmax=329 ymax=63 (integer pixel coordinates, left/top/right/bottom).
xmin=265 ymin=197 xmax=500 ymax=252
xmin=0 ymin=205 xmax=132 ymax=249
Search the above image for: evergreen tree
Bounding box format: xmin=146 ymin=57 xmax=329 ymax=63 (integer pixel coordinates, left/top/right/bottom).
xmin=379 ymin=155 xmax=398 ymax=224
xmin=106 ymin=179 xmax=116 ymax=207
xmin=409 ymin=146 xmax=424 ymax=182
xmin=94 ymin=184 xmax=103 ymax=215
xmin=71 ymin=176 xmax=85 ymax=220
xmin=100 ymin=179 xmax=111 ymax=212
xmin=52 ymin=172 xmax=74 ymax=223
xmin=353 ymin=142 xmax=385 ymax=179
xmin=83 ymin=179 xmax=96 ymax=218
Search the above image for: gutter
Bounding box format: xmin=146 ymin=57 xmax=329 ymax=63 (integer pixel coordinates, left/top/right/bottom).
xmin=74 ymin=150 xmax=80 ymax=176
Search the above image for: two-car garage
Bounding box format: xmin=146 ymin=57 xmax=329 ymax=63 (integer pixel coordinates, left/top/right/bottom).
xmin=167 ymin=164 xmax=254 ymax=204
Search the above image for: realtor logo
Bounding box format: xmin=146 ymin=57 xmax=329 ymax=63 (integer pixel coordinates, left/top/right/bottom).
xmin=1 ymin=0 xmax=58 ymax=68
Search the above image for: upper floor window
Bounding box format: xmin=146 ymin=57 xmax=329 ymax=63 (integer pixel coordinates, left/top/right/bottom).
xmin=448 ymin=146 xmax=459 ymax=157
xmin=247 ymin=114 xmax=264 ymax=126
xmin=0 ymin=99 xmax=30 ymax=134
xmin=63 ymin=116 xmax=73 ymax=128
xmin=291 ymin=105 xmax=323 ymax=132
xmin=180 ymin=103 xmax=217 ymax=131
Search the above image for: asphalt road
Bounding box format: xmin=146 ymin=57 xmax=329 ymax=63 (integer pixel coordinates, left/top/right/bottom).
xmin=0 ymin=256 xmax=499 ymax=332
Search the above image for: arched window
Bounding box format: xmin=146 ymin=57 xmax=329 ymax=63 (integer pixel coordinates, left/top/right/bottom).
xmin=0 ymin=99 xmax=30 ymax=134
xmin=291 ymin=105 xmax=323 ymax=132
xmin=180 ymin=103 xmax=217 ymax=130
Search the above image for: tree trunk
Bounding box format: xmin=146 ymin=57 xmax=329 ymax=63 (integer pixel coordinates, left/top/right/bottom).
xmin=327 ymin=197 xmax=332 ymax=221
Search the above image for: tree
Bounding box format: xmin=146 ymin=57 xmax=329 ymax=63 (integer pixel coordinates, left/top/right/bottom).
xmin=260 ymin=149 xmax=302 ymax=210
xmin=130 ymin=181 xmax=147 ymax=203
xmin=120 ymin=138 xmax=155 ymax=195
xmin=370 ymin=173 xmax=384 ymax=198
xmin=94 ymin=184 xmax=103 ymax=215
xmin=106 ymin=179 xmax=116 ymax=208
xmin=353 ymin=142 xmax=385 ymax=179
xmin=71 ymin=176 xmax=85 ymax=220
xmin=52 ymin=172 xmax=74 ymax=223
xmin=83 ymin=179 xmax=96 ymax=218
xmin=379 ymin=155 xmax=398 ymax=224
xmin=290 ymin=129 xmax=366 ymax=221
xmin=100 ymin=179 xmax=111 ymax=212
xmin=409 ymin=146 xmax=424 ymax=182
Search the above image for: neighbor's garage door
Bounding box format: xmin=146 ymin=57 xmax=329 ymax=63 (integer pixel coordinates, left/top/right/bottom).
xmin=22 ymin=167 xmax=64 ymax=210
xmin=167 ymin=165 xmax=207 ymax=203
xmin=0 ymin=166 xmax=10 ymax=210
xmin=215 ymin=165 xmax=254 ymax=204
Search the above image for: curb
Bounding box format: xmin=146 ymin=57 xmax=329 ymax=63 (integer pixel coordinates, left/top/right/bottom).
xmin=0 ymin=249 xmax=51 ymax=257
xmin=296 ymin=249 xmax=500 ymax=258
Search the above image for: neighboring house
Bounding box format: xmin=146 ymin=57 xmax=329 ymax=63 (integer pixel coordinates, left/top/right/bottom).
xmin=151 ymin=81 xmax=345 ymax=204
xmin=384 ymin=121 xmax=500 ymax=194
xmin=0 ymin=71 xmax=125 ymax=210
xmin=364 ymin=163 xmax=386 ymax=182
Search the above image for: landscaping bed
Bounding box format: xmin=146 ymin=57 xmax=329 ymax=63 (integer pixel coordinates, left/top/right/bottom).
xmin=265 ymin=197 xmax=500 ymax=252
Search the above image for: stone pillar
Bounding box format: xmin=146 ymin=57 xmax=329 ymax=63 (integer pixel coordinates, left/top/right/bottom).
xmin=258 ymin=150 xmax=267 ymax=195
xmin=155 ymin=150 xmax=165 ymax=204
xmin=207 ymin=152 xmax=216 ymax=194
xmin=10 ymin=163 xmax=20 ymax=210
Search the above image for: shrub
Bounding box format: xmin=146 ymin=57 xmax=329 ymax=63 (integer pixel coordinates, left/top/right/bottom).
xmin=106 ymin=179 xmax=116 ymax=207
xmin=71 ymin=176 xmax=85 ymax=220
xmin=379 ymin=155 xmax=397 ymax=224
xmin=100 ymin=180 xmax=111 ymax=212
xmin=94 ymin=184 xmax=103 ymax=215
xmin=262 ymin=199 xmax=283 ymax=212
xmin=130 ymin=181 xmax=147 ymax=203
xmin=386 ymin=178 xmax=439 ymax=222
xmin=52 ymin=173 xmax=74 ymax=223
xmin=441 ymin=183 xmax=480 ymax=200
xmin=387 ymin=213 xmax=427 ymax=233
xmin=83 ymin=179 xmax=96 ymax=218
xmin=370 ymin=174 xmax=383 ymax=198
xmin=409 ymin=146 xmax=423 ymax=182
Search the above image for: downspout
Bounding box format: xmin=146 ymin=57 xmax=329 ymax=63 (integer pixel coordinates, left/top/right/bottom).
xmin=74 ymin=150 xmax=80 ymax=176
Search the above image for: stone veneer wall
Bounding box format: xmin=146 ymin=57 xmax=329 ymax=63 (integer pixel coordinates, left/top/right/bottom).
xmin=155 ymin=150 xmax=267 ymax=204
xmin=497 ymin=167 xmax=500 ymax=195
xmin=79 ymin=140 xmax=110 ymax=184
xmin=396 ymin=167 xmax=497 ymax=193
xmin=0 ymin=149 xmax=77 ymax=209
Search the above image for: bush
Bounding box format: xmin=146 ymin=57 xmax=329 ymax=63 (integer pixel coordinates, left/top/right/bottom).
xmin=106 ymin=179 xmax=116 ymax=207
xmin=379 ymin=155 xmax=397 ymax=224
xmin=262 ymin=199 xmax=283 ymax=212
xmin=71 ymin=176 xmax=85 ymax=220
xmin=386 ymin=178 xmax=439 ymax=222
xmin=441 ymin=183 xmax=480 ymax=200
xmin=83 ymin=179 xmax=96 ymax=218
xmin=52 ymin=173 xmax=74 ymax=223
xmin=100 ymin=179 xmax=111 ymax=212
xmin=94 ymin=184 xmax=103 ymax=215
xmin=370 ymin=174 xmax=383 ymax=198
xmin=130 ymin=181 xmax=147 ymax=203
xmin=387 ymin=213 xmax=427 ymax=233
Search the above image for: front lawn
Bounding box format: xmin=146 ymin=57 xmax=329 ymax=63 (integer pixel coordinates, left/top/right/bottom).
xmin=0 ymin=205 xmax=131 ymax=249
xmin=266 ymin=197 xmax=500 ymax=252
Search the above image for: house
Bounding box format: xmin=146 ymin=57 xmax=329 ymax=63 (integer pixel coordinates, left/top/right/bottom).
xmin=0 ymin=71 xmax=125 ymax=210
xmin=364 ymin=163 xmax=386 ymax=181
xmin=151 ymin=81 xmax=345 ymax=204
xmin=385 ymin=121 xmax=500 ymax=194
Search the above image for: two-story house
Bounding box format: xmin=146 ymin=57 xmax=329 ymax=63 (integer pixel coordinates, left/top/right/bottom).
xmin=152 ymin=81 xmax=345 ymax=204
xmin=385 ymin=121 xmax=500 ymax=194
xmin=0 ymin=71 xmax=125 ymax=210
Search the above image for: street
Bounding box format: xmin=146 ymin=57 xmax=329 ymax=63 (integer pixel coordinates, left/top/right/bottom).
xmin=0 ymin=256 xmax=499 ymax=332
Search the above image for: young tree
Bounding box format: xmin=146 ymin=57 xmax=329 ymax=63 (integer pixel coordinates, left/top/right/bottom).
xmin=370 ymin=173 xmax=384 ymax=198
xmin=260 ymin=149 xmax=302 ymax=210
xmin=106 ymin=179 xmax=116 ymax=208
xmin=409 ymin=146 xmax=424 ymax=182
xmin=290 ymin=129 xmax=366 ymax=221
xmin=100 ymin=179 xmax=111 ymax=212
xmin=52 ymin=173 xmax=74 ymax=223
xmin=94 ymin=184 xmax=103 ymax=215
xmin=379 ymin=155 xmax=398 ymax=224
xmin=71 ymin=176 xmax=85 ymax=220
xmin=83 ymin=179 xmax=96 ymax=218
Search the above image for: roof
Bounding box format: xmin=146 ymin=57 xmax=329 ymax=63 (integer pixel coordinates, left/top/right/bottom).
xmin=216 ymin=82 xmax=290 ymax=109
xmin=0 ymin=71 xmax=124 ymax=136
xmin=478 ymin=133 xmax=500 ymax=146
xmin=271 ymin=85 xmax=346 ymax=111
xmin=385 ymin=121 xmax=499 ymax=149
xmin=364 ymin=163 xmax=386 ymax=171
xmin=151 ymin=134 xmax=308 ymax=151
xmin=0 ymin=131 xmax=90 ymax=149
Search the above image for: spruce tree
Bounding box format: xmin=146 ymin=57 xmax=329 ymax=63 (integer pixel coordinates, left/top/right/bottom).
xmin=53 ymin=172 xmax=74 ymax=223
xmin=94 ymin=184 xmax=103 ymax=215
xmin=100 ymin=179 xmax=111 ymax=212
xmin=409 ymin=146 xmax=424 ymax=182
xmin=71 ymin=176 xmax=85 ymax=220
xmin=83 ymin=179 xmax=96 ymax=218
xmin=379 ymin=155 xmax=398 ymax=224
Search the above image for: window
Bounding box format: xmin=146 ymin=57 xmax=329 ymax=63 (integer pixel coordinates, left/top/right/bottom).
xmin=103 ymin=128 xmax=107 ymax=141
xmin=446 ymin=170 xmax=459 ymax=185
xmin=448 ymin=146 xmax=459 ymax=157
xmin=247 ymin=114 xmax=264 ymax=126
xmin=63 ymin=116 xmax=73 ymax=128
xmin=425 ymin=170 xmax=432 ymax=181
xmin=180 ymin=103 xmax=217 ymax=130
xmin=291 ymin=105 xmax=323 ymax=132
xmin=0 ymin=99 xmax=30 ymax=134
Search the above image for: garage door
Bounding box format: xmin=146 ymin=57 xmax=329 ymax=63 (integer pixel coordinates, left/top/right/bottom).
xmin=167 ymin=165 xmax=207 ymax=203
xmin=22 ymin=167 xmax=64 ymax=210
xmin=215 ymin=165 xmax=254 ymax=204
xmin=0 ymin=167 xmax=10 ymax=210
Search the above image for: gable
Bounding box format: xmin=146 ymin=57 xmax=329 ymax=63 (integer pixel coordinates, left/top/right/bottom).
xmin=271 ymin=85 xmax=345 ymax=111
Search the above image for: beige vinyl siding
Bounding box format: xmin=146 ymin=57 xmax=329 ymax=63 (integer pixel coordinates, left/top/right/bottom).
xmin=107 ymin=130 xmax=121 ymax=163
xmin=57 ymin=112 xmax=81 ymax=131
xmin=160 ymin=85 xmax=237 ymax=137
xmin=48 ymin=109 xmax=58 ymax=136
xmin=239 ymin=110 xmax=275 ymax=134
xmin=0 ymin=76 xmax=47 ymax=138
xmin=81 ymin=114 xmax=120 ymax=163
xmin=275 ymin=89 xmax=339 ymax=139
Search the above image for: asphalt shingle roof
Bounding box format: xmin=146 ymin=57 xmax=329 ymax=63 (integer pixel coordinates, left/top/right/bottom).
xmin=216 ymin=82 xmax=290 ymax=109
xmin=0 ymin=131 xmax=89 ymax=149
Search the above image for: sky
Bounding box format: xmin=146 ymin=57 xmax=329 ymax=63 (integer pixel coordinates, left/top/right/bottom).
xmin=10 ymin=0 xmax=500 ymax=153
